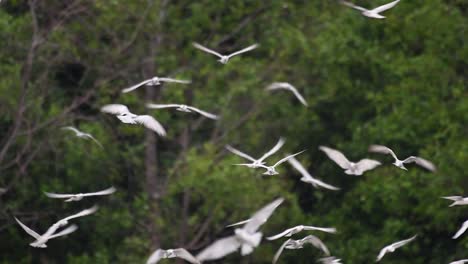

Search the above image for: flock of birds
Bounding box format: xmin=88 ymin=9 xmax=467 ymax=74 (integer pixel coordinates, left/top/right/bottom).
xmin=10 ymin=0 xmax=467 ymax=263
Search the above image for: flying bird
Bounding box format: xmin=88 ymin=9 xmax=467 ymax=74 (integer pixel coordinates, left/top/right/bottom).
xmin=61 ymin=126 xmax=103 ymax=148
xmin=287 ymin=156 xmax=340 ymax=191
xmin=442 ymin=196 xmax=468 ymax=207
xmin=376 ymin=235 xmax=417 ymax=262
xmin=100 ymin=104 xmax=166 ymax=136
xmin=146 ymin=248 xmax=199 ymax=264
xmin=318 ymin=256 xmax=343 ymax=264
xmin=340 ymin=0 xmax=401 ymax=19
xmin=273 ymin=235 xmax=330 ymax=264
xmin=122 ymin=76 xmax=191 ymax=93
xmin=196 ymin=198 xmax=284 ymax=261
xmin=29 ymin=206 xmax=98 ymax=248
xmin=266 ymin=82 xmax=308 ymax=106
xmin=226 ymin=138 xmax=285 ymax=169
xmin=146 ymin=103 xmax=219 ymax=120
xmin=14 ymin=217 xmax=78 ymax=248
xmin=192 ymin=42 xmax=259 ymax=64
xmin=368 ymin=145 xmax=436 ymax=172
xmin=453 ymin=220 xmax=468 ymax=239
xmin=267 ymin=225 xmax=337 ymax=240
xmin=450 ymin=260 xmax=468 ymax=264
xmin=256 ymin=150 xmax=306 ymax=175
xmin=44 ymin=186 xmax=116 ymax=202
xmin=319 ymin=146 xmax=381 ymax=176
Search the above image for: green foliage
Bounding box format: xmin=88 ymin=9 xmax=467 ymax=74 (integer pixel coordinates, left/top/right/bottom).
xmin=0 ymin=0 xmax=467 ymax=263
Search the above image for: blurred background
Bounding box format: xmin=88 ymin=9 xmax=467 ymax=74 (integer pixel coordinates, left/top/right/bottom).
xmin=0 ymin=0 xmax=467 ymax=263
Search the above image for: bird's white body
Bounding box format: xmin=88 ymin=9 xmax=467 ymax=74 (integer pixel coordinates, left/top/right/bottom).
xmin=101 ymin=104 xmax=166 ymax=136
xmin=267 ymin=225 xmax=337 ymax=240
xmin=341 ymin=0 xmax=401 ymax=19
xmin=226 ymin=138 xmax=285 ymax=169
xmin=146 ymin=103 xmax=219 ymax=120
xmin=121 ymin=76 xmax=190 ymax=93
xmin=450 ymin=260 xmax=468 ymax=264
xmin=368 ymin=145 xmax=436 ymax=172
xmin=319 ymin=256 xmax=343 ymax=264
xmin=44 ymin=187 xmax=116 ymax=202
xmin=442 ymin=196 xmax=468 ymax=207
xmin=273 ymin=235 xmax=330 ymax=264
xmin=192 ymin=42 xmax=259 ymax=64
xmin=453 ymin=220 xmax=468 ymax=239
xmin=14 ymin=217 xmax=78 ymax=248
xmin=376 ymin=235 xmax=417 ymax=262
xmin=146 ymin=248 xmax=199 ymax=264
xmin=196 ymin=198 xmax=283 ymax=261
xmin=319 ymin=146 xmax=381 ymax=176
xmin=258 ymin=150 xmax=306 ymax=175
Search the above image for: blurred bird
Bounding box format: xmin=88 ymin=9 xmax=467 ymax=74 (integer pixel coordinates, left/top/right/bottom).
xmin=318 ymin=256 xmax=343 ymax=264
xmin=146 ymin=248 xmax=199 ymax=264
xmin=453 ymin=220 xmax=468 ymax=239
xmin=450 ymin=260 xmax=468 ymax=264
xmin=376 ymin=235 xmax=417 ymax=262
xmin=25 ymin=206 xmax=98 ymax=248
xmin=14 ymin=218 xmax=78 ymax=248
xmin=122 ymin=76 xmax=190 ymax=93
xmin=287 ymin=156 xmax=340 ymax=191
xmin=196 ymin=198 xmax=284 ymax=261
xmin=226 ymin=138 xmax=285 ymax=169
xmin=257 ymin=150 xmax=306 ymax=175
xmin=266 ymin=82 xmax=308 ymax=106
xmin=319 ymin=146 xmax=381 ymax=175
xmin=368 ymin=145 xmax=436 ymax=172
xmin=273 ymin=235 xmax=330 ymax=264
xmin=340 ymin=0 xmax=401 ymax=19
xmin=61 ymin=126 xmax=103 ymax=148
xmin=44 ymin=187 xmax=116 ymax=202
xmin=101 ymin=104 xmax=166 ymax=136
xmin=267 ymin=225 xmax=337 ymax=240
xmin=146 ymin=103 xmax=219 ymax=120
xmin=192 ymin=42 xmax=259 ymax=64
xmin=442 ymin=196 xmax=468 ymax=207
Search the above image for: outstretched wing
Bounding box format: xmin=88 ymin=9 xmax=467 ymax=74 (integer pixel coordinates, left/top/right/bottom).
xmin=266 ymin=83 xmax=307 ymax=106
xmin=225 ymin=145 xmax=257 ymax=163
xmin=174 ymin=248 xmax=200 ymax=264
xmin=134 ymin=115 xmax=167 ymax=136
xmin=100 ymin=104 xmax=130 ymax=115
xmin=392 ymin=235 xmax=417 ymax=248
xmin=14 ymin=217 xmax=41 ymax=239
xmin=226 ymin=44 xmax=259 ymax=58
xmin=61 ymin=126 xmax=81 ymax=135
xmin=355 ymin=159 xmax=382 ymax=173
xmin=226 ymin=219 xmax=251 ymax=227
xmin=453 ymin=221 xmax=468 ymax=239
xmin=195 ymin=236 xmax=241 ymax=262
xmin=267 ymin=227 xmax=294 ymax=240
xmin=319 ymin=146 xmax=351 ymax=170
xmin=376 ymin=246 xmax=389 ymax=262
xmin=303 ymin=226 xmax=337 ymax=234
xmin=49 ymin=224 xmax=78 ymax=239
xmin=187 ymin=106 xmax=219 ymax=120
xmin=273 ymin=150 xmax=306 ymax=167
xmin=62 ymin=205 xmax=99 ymax=222
xmin=258 ymin=138 xmax=286 ymax=163
xmin=146 ymin=249 xmax=164 ymax=264
xmin=44 ymin=192 xmax=75 ymax=199
xmin=368 ymin=145 xmax=398 ymax=160
xmin=402 ymin=156 xmax=436 ymax=172
xmin=121 ymin=79 xmax=151 ymax=93
xmin=158 ymin=77 xmax=191 ymax=84
xmin=272 ymin=239 xmax=292 ymax=264
xmin=146 ymin=103 xmax=181 ymax=109
xmin=340 ymin=1 xmax=368 ymax=12
xmin=288 ymin=157 xmax=340 ymax=191
xmin=244 ymin=197 xmax=284 ymax=233
xmin=372 ymin=0 xmax=400 ymax=13
xmin=301 ymin=235 xmax=330 ymax=256
xmin=82 ymin=186 xmax=116 ymax=197
xmin=192 ymin=42 xmax=223 ymax=58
